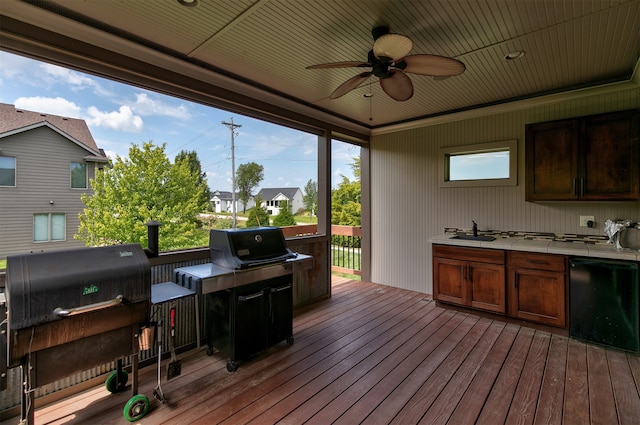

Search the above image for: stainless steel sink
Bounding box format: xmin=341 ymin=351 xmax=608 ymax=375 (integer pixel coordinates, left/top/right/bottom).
xmin=451 ymin=234 xmax=496 ymax=242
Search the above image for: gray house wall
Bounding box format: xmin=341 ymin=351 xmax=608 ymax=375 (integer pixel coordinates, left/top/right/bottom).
xmin=0 ymin=126 xmax=99 ymax=258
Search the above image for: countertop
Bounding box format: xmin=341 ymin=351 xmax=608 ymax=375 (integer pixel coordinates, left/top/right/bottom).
xmin=429 ymin=234 xmax=640 ymax=261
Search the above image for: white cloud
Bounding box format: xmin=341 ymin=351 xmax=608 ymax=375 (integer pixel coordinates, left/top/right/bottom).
xmin=14 ymin=96 xmax=83 ymax=118
xmin=39 ymin=63 xmax=113 ymax=97
xmin=86 ymin=105 xmax=144 ymax=132
xmin=129 ymin=92 xmax=190 ymax=119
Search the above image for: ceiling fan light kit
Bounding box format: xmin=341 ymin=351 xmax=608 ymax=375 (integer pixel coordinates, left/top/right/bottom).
xmin=307 ymin=26 xmax=466 ymax=102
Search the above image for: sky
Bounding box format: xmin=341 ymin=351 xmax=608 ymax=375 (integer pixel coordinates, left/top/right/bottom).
xmin=0 ymin=51 xmax=359 ymax=192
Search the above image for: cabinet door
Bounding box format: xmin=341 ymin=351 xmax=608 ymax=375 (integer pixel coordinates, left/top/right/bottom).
xmin=508 ymin=268 xmax=566 ymax=327
xmin=526 ymin=118 xmax=579 ymax=201
xmin=433 ymin=257 xmax=467 ymax=306
xmin=581 ymin=110 xmax=640 ymax=200
xmin=469 ymin=262 xmax=505 ymax=313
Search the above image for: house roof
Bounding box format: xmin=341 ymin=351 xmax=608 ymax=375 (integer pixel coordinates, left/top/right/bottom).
xmin=0 ymin=103 xmax=105 ymax=157
xmin=257 ymin=187 xmax=301 ymax=201
xmin=211 ymin=190 xmax=234 ymax=201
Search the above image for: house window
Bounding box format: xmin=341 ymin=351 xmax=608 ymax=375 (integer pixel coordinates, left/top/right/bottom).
xmin=34 ymin=213 xmax=66 ymax=242
xmin=439 ymin=140 xmax=518 ymax=187
xmin=71 ymin=162 xmax=87 ymax=189
xmin=0 ymin=156 xmax=16 ymax=186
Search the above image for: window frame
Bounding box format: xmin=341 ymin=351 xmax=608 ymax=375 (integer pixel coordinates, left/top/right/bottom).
xmin=70 ymin=161 xmax=87 ymax=189
xmin=34 ymin=213 xmax=67 ymax=242
xmin=0 ymin=155 xmax=17 ymax=187
xmin=439 ymin=140 xmax=518 ymax=188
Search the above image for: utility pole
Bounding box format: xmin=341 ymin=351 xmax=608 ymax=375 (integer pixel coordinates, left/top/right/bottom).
xmin=222 ymin=118 xmax=241 ymax=228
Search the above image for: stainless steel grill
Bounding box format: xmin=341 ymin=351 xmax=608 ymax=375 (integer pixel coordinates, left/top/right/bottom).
xmin=175 ymin=227 xmax=313 ymax=371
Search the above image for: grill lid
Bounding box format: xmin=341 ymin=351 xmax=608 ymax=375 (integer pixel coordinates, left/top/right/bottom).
xmin=209 ymin=227 xmax=295 ymax=269
xmin=6 ymin=244 xmax=151 ymax=329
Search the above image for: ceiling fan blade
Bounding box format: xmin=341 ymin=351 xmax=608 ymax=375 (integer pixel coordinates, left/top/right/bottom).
xmin=330 ymin=72 xmax=372 ymax=99
xmin=373 ymin=33 xmax=413 ymax=60
xmin=306 ymin=61 xmax=370 ymax=69
xmin=379 ymin=70 xmax=413 ymax=101
xmin=402 ymin=54 xmax=466 ymax=77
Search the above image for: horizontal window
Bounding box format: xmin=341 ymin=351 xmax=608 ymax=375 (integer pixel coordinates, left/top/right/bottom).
xmin=439 ymin=140 xmax=518 ymax=187
xmin=0 ymin=156 xmax=16 ymax=187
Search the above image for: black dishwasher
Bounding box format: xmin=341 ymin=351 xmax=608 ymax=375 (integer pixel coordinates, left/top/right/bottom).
xmin=569 ymin=257 xmax=639 ymax=352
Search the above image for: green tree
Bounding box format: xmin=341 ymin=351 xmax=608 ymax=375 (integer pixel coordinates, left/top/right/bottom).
xmin=175 ymin=150 xmax=211 ymax=210
xmin=77 ymin=141 xmax=208 ymax=250
xmin=303 ymin=179 xmax=318 ymax=217
xmin=331 ymin=176 xmax=361 ymax=226
xmin=246 ymin=195 xmax=270 ymax=227
xmin=273 ymin=200 xmax=297 ymax=226
xmin=236 ymin=162 xmax=264 ymax=213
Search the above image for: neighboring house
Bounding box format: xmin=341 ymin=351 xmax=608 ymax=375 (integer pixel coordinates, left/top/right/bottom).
xmin=210 ymin=190 xmax=254 ymax=213
xmin=0 ymin=103 xmax=108 ymax=258
xmin=257 ymin=187 xmax=304 ymax=216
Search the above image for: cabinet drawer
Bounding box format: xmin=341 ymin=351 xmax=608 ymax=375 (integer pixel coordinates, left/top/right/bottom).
xmin=507 ymin=251 xmax=565 ymax=272
xmin=433 ymin=245 xmax=505 ymax=265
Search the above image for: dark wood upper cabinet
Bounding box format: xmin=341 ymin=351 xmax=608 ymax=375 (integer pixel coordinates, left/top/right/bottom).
xmin=526 ymin=110 xmax=639 ymax=201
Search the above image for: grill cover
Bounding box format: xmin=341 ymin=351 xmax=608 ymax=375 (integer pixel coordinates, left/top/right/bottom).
xmin=209 ymin=227 xmax=295 ymax=269
xmin=6 ymin=243 xmax=151 ymax=329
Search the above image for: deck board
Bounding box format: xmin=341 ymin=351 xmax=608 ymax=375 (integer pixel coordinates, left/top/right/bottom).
xmin=3 ymin=278 xmax=640 ymax=425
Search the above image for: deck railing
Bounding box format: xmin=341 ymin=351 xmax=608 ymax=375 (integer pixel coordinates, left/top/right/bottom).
xmin=281 ymin=224 xmax=362 ymax=276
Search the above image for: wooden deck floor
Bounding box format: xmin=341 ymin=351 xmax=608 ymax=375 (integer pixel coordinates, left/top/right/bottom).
xmin=5 ymin=278 xmax=640 ymax=424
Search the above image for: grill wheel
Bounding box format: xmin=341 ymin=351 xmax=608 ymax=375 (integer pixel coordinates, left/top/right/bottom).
xmin=105 ymin=370 xmax=128 ymax=393
xmin=123 ymin=394 xmax=150 ymax=422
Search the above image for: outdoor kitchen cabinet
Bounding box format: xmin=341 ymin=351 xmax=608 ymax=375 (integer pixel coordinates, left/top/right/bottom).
xmin=205 ymin=275 xmax=293 ymax=372
xmin=507 ymin=251 xmax=567 ymax=328
xmin=433 ymin=245 xmax=506 ymax=313
xmin=525 ymin=109 xmax=640 ymax=201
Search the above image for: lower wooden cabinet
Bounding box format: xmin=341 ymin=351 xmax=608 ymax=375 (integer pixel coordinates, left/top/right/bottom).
xmin=433 ymin=245 xmax=505 ymax=313
xmin=433 ymin=245 xmax=568 ymax=328
xmin=507 ymin=251 xmax=567 ymax=327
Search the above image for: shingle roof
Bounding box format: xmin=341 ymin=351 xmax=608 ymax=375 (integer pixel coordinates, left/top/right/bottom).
xmin=0 ymin=103 xmax=102 ymax=154
xmin=257 ymin=187 xmax=301 ymax=200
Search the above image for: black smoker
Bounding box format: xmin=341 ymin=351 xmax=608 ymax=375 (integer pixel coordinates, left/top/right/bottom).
xmin=175 ymin=227 xmax=312 ymax=372
xmin=3 ymin=244 xmax=151 ymax=423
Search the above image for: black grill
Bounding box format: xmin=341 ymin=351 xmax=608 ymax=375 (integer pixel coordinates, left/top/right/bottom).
xmin=4 ymin=244 xmax=151 ymax=422
xmin=175 ymin=226 xmax=312 ymax=371
xmin=209 ymin=227 xmax=296 ymax=269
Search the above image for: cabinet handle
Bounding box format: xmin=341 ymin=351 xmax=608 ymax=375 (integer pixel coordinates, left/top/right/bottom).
xmin=572 ymin=178 xmax=577 ymax=196
xmin=238 ymin=291 xmax=264 ymax=302
xmin=580 ymin=177 xmax=585 ymax=197
xmin=468 ymin=265 xmax=473 ymax=283
xmin=513 ymin=272 xmax=518 ymax=288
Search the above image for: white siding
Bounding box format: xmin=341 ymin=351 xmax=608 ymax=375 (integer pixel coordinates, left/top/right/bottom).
xmin=369 ymin=88 xmax=640 ymax=294
xmin=0 ymin=126 xmax=97 ymax=257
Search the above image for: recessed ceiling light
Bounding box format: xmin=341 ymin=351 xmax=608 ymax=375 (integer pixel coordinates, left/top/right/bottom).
xmin=177 ymin=0 xmax=197 ymax=6
xmin=504 ymin=51 xmax=526 ymax=61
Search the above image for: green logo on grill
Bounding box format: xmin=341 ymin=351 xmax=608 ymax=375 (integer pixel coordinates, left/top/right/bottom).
xmin=83 ymin=284 xmax=99 ymax=295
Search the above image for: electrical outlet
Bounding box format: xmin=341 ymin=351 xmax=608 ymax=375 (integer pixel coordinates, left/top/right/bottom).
xmin=580 ymin=215 xmax=594 ymax=227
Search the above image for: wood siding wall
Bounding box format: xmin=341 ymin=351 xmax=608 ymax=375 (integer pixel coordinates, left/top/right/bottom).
xmin=0 ymin=127 xmax=97 ymax=258
xmin=369 ymin=88 xmax=640 ymax=294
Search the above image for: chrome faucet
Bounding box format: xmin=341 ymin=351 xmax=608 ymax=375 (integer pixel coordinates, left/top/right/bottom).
xmin=472 ymin=220 xmax=478 ymax=237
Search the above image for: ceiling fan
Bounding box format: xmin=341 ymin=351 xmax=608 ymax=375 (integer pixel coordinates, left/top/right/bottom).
xmin=307 ymin=26 xmax=466 ymax=101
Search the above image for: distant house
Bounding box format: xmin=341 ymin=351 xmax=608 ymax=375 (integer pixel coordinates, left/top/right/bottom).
xmin=210 ymin=190 xmax=254 ymax=213
xmin=257 ymin=187 xmax=304 ymax=215
xmin=0 ymin=103 xmax=108 ymax=258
